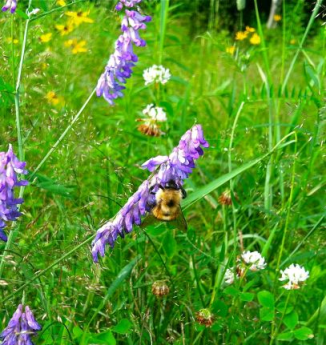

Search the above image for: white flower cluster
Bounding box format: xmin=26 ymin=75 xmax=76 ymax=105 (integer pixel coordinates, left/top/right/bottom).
xmin=241 ymin=251 xmax=267 ymax=271
xmin=142 ymin=104 xmax=167 ymax=122
xmin=143 ymin=65 xmax=171 ymax=85
xmin=279 ymin=264 xmax=309 ymax=290
xmin=224 ymin=251 xmax=266 ymax=285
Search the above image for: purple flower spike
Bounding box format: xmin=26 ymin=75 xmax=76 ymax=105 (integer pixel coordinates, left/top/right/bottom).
xmin=0 ymin=144 xmax=28 ymax=242
xmin=92 ymin=125 xmax=209 ymax=262
xmin=96 ymin=0 xmax=151 ymax=105
xmin=2 ymin=0 xmax=17 ymax=13
xmin=0 ymin=304 xmax=41 ymax=345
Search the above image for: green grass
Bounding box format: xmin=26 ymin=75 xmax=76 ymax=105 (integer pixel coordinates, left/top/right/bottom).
xmin=0 ymin=0 xmax=325 ymax=344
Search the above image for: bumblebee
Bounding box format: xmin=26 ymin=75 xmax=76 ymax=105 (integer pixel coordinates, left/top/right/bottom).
xmin=143 ymin=180 xmax=188 ymax=231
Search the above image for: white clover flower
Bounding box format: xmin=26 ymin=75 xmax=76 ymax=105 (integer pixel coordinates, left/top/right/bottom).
xmin=241 ymin=251 xmax=267 ymax=271
xmin=142 ymin=104 xmax=167 ymax=122
xmin=224 ymin=267 xmax=244 ymax=285
xmin=279 ymin=264 xmax=309 ymax=290
xmin=224 ymin=268 xmax=236 ymax=285
xmin=143 ymin=65 xmax=171 ymax=85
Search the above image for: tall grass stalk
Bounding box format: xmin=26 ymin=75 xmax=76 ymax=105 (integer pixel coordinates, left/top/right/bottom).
xmin=159 ymin=0 xmax=169 ymax=64
xmin=281 ymin=0 xmax=323 ymax=94
xmin=253 ymin=0 xmax=275 ymax=213
xmin=228 ymin=101 xmax=244 ymax=259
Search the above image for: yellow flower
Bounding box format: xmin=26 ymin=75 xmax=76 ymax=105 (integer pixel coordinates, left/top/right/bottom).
xmin=226 ymin=46 xmax=235 ymax=55
xmin=55 ymin=21 xmax=74 ymax=36
xmin=250 ymin=33 xmax=261 ymax=45
xmin=235 ymin=31 xmax=248 ymax=41
xmin=290 ymin=39 xmax=296 ymax=45
xmin=57 ymin=0 xmax=66 ymax=6
xmin=65 ymin=11 xmax=94 ymax=26
xmin=45 ymin=91 xmax=64 ymax=106
xmin=40 ymin=33 xmax=52 ymax=43
xmin=273 ymin=14 xmax=282 ymax=22
xmin=64 ymin=39 xmax=87 ymax=54
xmin=245 ymin=26 xmax=255 ymax=33
xmin=6 ymin=37 xmax=19 ymax=44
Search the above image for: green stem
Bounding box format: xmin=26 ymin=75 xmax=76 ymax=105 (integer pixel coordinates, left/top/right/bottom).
xmin=270 ymin=292 xmax=292 ymax=344
xmin=274 ymin=132 xmax=297 ymax=280
xmin=0 ymin=0 xmax=32 ymax=279
xmin=229 ymin=102 xmax=244 ymax=259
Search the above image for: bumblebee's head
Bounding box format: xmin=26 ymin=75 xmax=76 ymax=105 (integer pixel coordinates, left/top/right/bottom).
xmin=164 ymin=180 xmax=180 ymax=190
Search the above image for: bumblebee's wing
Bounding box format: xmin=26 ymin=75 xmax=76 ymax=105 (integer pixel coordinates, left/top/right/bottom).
xmin=140 ymin=214 xmax=158 ymax=229
xmin=169 ymin=207 xmax=187 ymax=232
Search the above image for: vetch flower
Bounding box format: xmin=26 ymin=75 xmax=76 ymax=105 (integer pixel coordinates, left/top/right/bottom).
xmin=2 ymin=0 xmax=17 ymax=13
xmin=64 ymin=39 xmax=87 ymax=54
xmin=39 ymin=33 xmax=52 ymax=43
xmin=0 ymin=304 xmax=41 ymax=344
xmin=96 ymin=1 xmax=151 ymax=105
xmin=0 ymin=145 xmax=28 ymax=242
xmin=92 ymin=125 xmax=209 ymax=261
xmin=240 ymin=251 xmax=266 ymax=271
xmin=250 ymin=33 xmax=261 ymax=45
xmin=143 ymin=65 xmax=171 ymax=85
xmin=279 ymin=264 xmax=309 ymax=290
xmin=57 ymin=0 xmax=66 ymax=6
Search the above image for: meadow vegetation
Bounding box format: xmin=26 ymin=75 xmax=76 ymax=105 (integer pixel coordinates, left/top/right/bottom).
xmin=0 ymin=0 xmax=325 ymax=344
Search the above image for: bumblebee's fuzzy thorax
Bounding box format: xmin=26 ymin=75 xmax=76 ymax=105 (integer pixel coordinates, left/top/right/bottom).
xmin=152 ymin=188 xmax=183 ymax=221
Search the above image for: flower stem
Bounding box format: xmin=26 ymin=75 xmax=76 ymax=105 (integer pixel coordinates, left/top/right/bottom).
xmin=0 ymin=0 xmax=32 ymax=279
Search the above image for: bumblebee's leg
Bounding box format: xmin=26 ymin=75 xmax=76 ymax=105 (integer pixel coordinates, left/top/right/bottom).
xmin=181 ymin=187 xmax=187 ymax=199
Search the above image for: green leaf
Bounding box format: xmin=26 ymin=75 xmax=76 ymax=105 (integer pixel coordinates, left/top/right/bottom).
xmin=89 ymin=330 xmax=116 ymax=345
xmin=182 ymin=152 xmax=273 ymax=209
xmin=112 ymin=319 xmax=132 ymax=334
xmin=15 ymin=9 xmax=29 ymax=19
xmin=276 ymin=302 xmax=294 ymax=315
xmin=31 ymin=173 xmax=75 ymax=198
xmin=211 ymin=300 xmax=228 ymax=317
xmin=283 ymin=311 xmax=298 ymax=330
xmin=294 ymin=327 xmax=314 ymax=340
xmin=240 ymin=292 xmax=255 ymax=302
xmin=257 ymin=291 xmax=275 ymax=309
xmin=73 ymin=326 xmax=83 ymax=339
xmin=276 ymin=331 xmax=294 ymax=341
xmin=0 ymin=77 xmax=15 ymax=93
xmin=223 ymin=286 xmax=239 ymax=297
xmin=260 ymin=307 xmax=274 ymax=321
xmin=162 ymin=231 xmax=177 ymax=258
